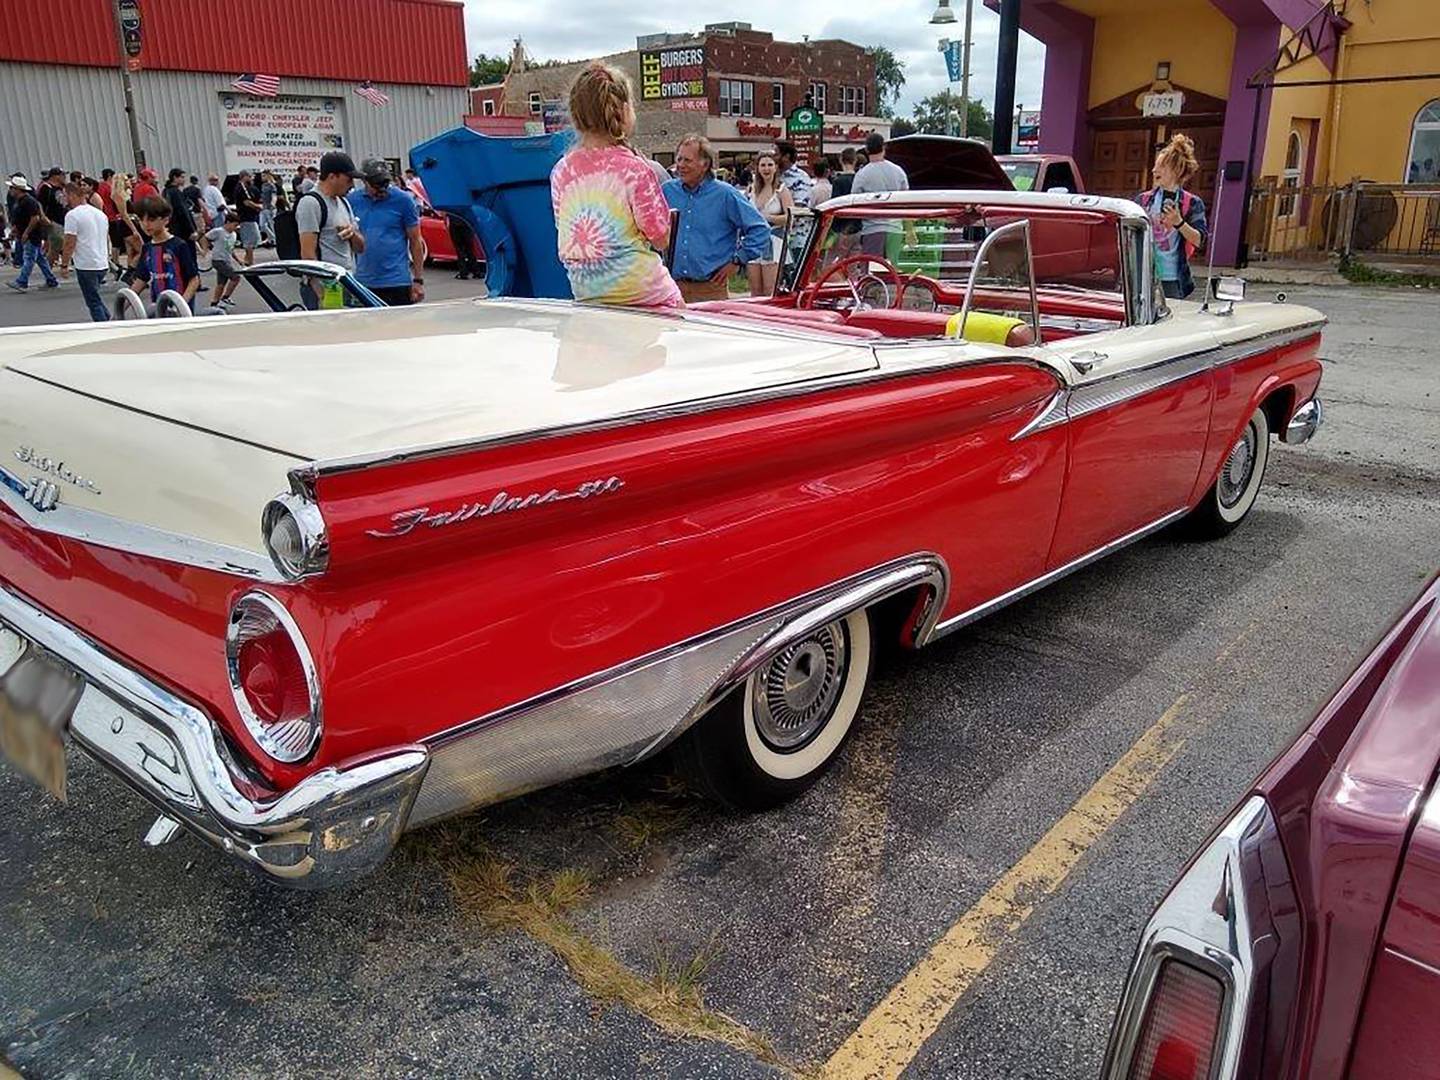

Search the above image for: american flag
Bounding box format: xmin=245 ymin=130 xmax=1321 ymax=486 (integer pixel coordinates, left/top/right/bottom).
xmin=354 ymin=81 xmax=390 ymax=107
xmin=231 ymin=72 xmax=280 ymax=97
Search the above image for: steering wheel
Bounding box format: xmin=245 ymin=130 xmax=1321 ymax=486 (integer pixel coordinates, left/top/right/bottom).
xmin=798 ymin=253 xmax=907 ymax=310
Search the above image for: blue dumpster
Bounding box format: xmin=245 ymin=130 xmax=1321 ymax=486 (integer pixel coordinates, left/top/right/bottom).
xmin=410 ymin=127 xmax=574 ymax=299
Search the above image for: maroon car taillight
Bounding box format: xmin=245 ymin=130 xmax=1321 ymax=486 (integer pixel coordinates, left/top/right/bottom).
xmin=225 ymin=591 xmax=322 ymax=763
xmin=1127 ymin=960 xmax=1225 ymax=1080
xmin=1104 ymin=796 xmax=1302 ymax=1080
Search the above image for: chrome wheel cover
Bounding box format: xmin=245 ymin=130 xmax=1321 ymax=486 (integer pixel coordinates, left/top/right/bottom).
xmin=750 ymin=622 xmax=849 ymax=752
xmin=1218 ymin=424 xmax=1258 ymax=509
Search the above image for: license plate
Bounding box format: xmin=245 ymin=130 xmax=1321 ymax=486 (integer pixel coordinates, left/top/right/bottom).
xmin=0 ymin=628 xmax=82 ymax=800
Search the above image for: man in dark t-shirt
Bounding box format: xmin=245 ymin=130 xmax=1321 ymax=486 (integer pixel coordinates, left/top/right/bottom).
xmin=6 ymin=175 xmax=59 ymax=289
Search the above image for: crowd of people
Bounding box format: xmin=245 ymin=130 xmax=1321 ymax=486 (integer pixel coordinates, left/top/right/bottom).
xmin=3 ymin=61 xmax=911 ymax=326
xmin=550 ymin=60 xmax=910 ymax=311
xmin=2 ymin=155 xmax=449 ymax=322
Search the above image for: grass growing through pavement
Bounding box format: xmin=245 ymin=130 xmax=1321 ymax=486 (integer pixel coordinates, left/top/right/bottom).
xmin=1339 ymin=257 xmax=1440 ymax=289
xmin=431 ymin=824 xmax=800 ymax=1075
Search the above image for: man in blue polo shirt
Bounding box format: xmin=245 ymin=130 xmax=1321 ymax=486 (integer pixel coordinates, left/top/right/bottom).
xmin=349 ymin=158 xmax=424 ymax=305
xmin=662 ymin=135 xmax=771 ymax=303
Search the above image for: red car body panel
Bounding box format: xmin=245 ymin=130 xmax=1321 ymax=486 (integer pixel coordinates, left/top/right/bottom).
xmin=0 ymin=333 xmax=1323 ymax=796
xmin=418 ymin=208 xmax=482 ymax=265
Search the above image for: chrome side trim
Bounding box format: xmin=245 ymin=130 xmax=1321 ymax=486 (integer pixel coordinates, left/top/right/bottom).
xmin=0 ymin=582 xmax=429 ymax=887
xmin=406 ymin=554 xmax=949 ymax=822
xmin=1065 ymin=321 xmax=1326 ymax=421
xmin=926 ymin=508 xmax=1186 ymax=640
xmin=0 ymin=464 xmax=281 ymax=581
xmin=1010 ymin=389 xmax=1070 ymax=441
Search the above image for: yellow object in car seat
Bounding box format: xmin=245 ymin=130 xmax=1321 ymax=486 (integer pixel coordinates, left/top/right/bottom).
xmin=944 ymin=310 xmax=1024 ymax=344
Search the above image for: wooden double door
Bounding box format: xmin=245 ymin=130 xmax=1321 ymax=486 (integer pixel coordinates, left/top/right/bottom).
xmin=1090 ymin=124 xmax=1222 ymax=207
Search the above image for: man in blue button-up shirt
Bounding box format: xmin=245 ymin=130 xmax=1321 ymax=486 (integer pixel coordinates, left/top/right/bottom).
xmin=662 ymin=135 xmax=772 ymax=303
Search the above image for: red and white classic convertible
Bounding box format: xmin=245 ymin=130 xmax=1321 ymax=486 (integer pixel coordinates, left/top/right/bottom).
xmin=0 ymin=190 xmax=1325 ymax=886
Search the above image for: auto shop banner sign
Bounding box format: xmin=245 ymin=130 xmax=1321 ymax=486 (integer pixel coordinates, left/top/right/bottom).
xmin=639 ymin=46 xmax=707 ymax=106
xmin=220 ymin=93 xmax=347 ymax=175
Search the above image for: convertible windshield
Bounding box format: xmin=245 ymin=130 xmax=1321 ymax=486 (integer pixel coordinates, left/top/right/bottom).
xmin=751 ymin=202 xmax=1136 ymax=345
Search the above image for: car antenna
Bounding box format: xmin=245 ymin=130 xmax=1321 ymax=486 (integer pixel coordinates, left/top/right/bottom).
xmin=1200 ymin=178 xmax=1224 ymax=313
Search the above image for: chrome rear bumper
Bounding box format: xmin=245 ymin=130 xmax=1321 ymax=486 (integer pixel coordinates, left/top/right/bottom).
xmin=1282 ymin=397 xmax=1324 ymax=444
xmin=0 ymin=583 xmax=429 ymax=888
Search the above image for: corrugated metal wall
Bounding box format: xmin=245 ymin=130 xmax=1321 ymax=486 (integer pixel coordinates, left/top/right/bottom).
xmin=0 ymin=64 xmax=468 ymax=175
xmin=3 ymin=0 xmax=468 ymax=86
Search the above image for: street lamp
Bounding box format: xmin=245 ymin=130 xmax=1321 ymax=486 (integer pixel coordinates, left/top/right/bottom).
xmin=929 ymin=1 xmax=956 ymax=25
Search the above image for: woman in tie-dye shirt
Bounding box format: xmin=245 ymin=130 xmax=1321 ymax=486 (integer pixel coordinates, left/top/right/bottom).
xmin=550 ymin=62 xmax=683 ymax=309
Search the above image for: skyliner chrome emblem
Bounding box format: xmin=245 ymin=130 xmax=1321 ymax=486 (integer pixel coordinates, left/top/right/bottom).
xmin=13 ymin=446 xmax=103 ymax=496
xmin=367 ymin=476 xmax=625 ymax=539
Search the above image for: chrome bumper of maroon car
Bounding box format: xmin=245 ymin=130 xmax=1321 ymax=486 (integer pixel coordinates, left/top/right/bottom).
xmin=0 ymin=583 xmax=430 ymax=888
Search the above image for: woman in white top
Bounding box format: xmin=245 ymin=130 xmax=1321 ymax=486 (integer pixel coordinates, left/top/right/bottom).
xmin=747 ymin=151 xmax=793 ymax=296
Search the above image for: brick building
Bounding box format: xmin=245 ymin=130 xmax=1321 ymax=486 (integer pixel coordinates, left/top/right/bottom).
xmin=479 ymin=24 xmax=890 ymax=172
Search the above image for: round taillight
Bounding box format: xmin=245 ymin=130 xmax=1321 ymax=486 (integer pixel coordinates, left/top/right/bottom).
xmin=225 ymin=591 xmax=322 ymax=763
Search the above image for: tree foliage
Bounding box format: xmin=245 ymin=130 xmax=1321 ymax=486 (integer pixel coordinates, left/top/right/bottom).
xmin=469 ymin=53 xmax=509 ymax=87
xmin=890 ymin=117 xmax=917 ymax=138
xmin=865 ymin=46 xmax=906 ymax=118
xmin=910 ymin=91 xmax=993 ymax=139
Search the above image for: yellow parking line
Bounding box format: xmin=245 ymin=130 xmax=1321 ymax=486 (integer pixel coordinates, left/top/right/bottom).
xmin=823 ymin=691 xmax=1195 ymax=1080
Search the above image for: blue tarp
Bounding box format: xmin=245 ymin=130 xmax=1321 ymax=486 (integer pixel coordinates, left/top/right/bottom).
xmin=410 ymin=127 xmax=575 ymax=299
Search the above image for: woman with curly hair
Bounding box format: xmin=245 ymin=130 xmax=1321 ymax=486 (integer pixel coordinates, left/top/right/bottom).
xmin=1140 ymin=133 xmax=1209 ymax=299
xmin=549 ymin=61 xmax=682 ymax=308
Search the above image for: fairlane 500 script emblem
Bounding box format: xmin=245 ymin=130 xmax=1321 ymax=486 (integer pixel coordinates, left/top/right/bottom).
xmin=13 ymin=446 xmax=103 ymax=495
xmin=367 ymin=476 xmax=626 ymax=539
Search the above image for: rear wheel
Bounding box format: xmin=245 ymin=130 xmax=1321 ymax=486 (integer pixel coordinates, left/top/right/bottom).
xmin=672 ymin=609 xmax=873 ymax=809
xmin=1181 ymin=407 xmax=1271 ymax=539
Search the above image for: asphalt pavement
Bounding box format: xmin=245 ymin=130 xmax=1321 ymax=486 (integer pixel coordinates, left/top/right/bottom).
xmin=1 ymin=281 xmax=1438 ymax=1079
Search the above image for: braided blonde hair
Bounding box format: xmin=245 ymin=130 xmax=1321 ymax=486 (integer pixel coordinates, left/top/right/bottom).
xmin=568 ymin=61 xmax=634 ymax=145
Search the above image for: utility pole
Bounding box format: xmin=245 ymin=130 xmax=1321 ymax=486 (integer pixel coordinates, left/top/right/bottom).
xmin=992 ymin=0 xmax=1020 ymax=153
xmin=110 ymin=0 xmax=146 ymax=169
xmin=959 ymin=0 xmax=974 ymax=138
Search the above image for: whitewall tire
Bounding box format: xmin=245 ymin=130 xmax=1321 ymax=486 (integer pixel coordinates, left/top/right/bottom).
xmin=1182 ymin=407 xmax=1271 ymax=538
xmin=673 ymin=608 xmax=874 ymax=809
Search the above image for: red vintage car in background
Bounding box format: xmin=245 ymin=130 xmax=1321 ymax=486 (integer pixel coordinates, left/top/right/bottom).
xmin=417 ymin=203 xmax=484 ymax=270
xmin=0 ymin=190 xmax=1324 ymax=887
xmin=1105 ymin=573 xmax=1440 ymax=1080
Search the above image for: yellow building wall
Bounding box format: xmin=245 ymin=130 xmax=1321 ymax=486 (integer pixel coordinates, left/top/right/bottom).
xmin=1266 ymin=1 xmax=1440 ymax=185
xmin=1085 ymin=0 xmax=1238 ymax=108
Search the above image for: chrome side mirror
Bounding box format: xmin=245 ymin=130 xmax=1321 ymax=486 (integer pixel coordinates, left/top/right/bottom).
xmin=1213 ymin=276 xmax=1247 ymax=302
xmin=1205 ymin=275 xmax=1247 ymax=316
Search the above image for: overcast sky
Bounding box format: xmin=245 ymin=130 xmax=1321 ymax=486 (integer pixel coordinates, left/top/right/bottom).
xmin=461 ymin=0 xmax=1046 ymax=121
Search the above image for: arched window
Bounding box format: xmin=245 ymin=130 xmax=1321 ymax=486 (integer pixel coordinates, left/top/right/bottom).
xmin=1407 ymin=99 xmax=1440 ymax=184
xmin=1280 ymin=129 xmax=1304 ymax=216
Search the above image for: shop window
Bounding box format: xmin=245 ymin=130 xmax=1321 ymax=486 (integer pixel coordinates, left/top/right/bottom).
xmin=720 ymin=79 xmax=754 ymax=118
xmin=1407 ymin=99 xmax=1440 ymax=184
xmin=1279 ymin=129 xmax=1303 ymax=217
xmin=528 ymin=92 xmax=541 ymax=115
xmin=809 ymin=81 xmax=827 ymax=113
xmin=840 ymin=86 xmax=866 ymax=116
xmin=773 ymin=83 xmax=784 ymax=117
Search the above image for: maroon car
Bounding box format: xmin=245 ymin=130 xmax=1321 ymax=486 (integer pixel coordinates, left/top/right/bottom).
xmin=1105 ymin=573 xmax=1440 ymax=1079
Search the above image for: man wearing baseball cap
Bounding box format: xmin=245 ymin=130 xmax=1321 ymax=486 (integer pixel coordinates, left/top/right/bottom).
xmin=6 ymin=175 xmax=59 ymax=290
xmin=296 ymin=150 xmax=365 ymax=273
xmin=348 ymin=157 xmax=425 ymax=306
xmin=132 ymin=167 xmax=160 ymax=204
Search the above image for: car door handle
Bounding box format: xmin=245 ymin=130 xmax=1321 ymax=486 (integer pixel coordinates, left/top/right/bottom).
xmin=1069 ymin=350 xmax=1108 ymax=374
